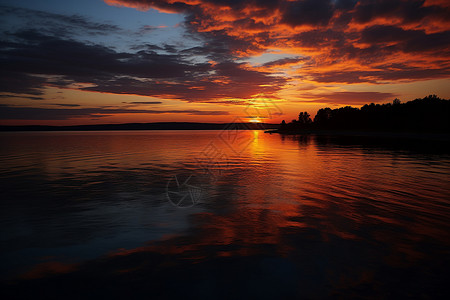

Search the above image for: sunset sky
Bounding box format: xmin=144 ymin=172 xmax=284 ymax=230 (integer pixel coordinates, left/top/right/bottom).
xmin=1 ymin=0 xmax=449 ymax=125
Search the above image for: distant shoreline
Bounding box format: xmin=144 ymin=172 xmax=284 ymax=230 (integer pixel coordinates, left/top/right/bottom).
xmin=0 ymin=122 xmax=280 ymax=132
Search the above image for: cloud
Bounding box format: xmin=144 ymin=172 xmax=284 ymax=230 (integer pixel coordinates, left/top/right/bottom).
xmin=1 ymin=30 xmax=192 ymax=79
xmin=138 ymin=25 xmax=169 ymax=34
xmin=281 ymin=0 xmax=335 ymax=27
xmin=360 ymin=25 xmax=422 ymax=44
xmin=126 ymin=101 xmax=163 ymax=104
xmin=102 ymin=0 xmax=450 ymax=84
xmin=48 ymin=103 xmax=81 ymax=107
xmin=262 ymin=57 xmax=305 ymax=68
xmin=306 ymin=67 xmax=450 ymax=84
xmin=80 ymin=65 xmax=283 ymax=101
xmin=0 ymin=71 xmax=47 ymax=96
xmin=0 ymin=104 xmax=229 ymax=120
xmin=352 ymin=0 xmax=449 ymax=25
xmin=299 ymin=91 xmax=397 ymax=105
xmin=360 ymin=25 xmax=450 ymax=53
xmin=0 ymin=5 xmax=120 ymax=38
xmin=103 ymin=0 xmax=192 ymax=13
xmin=0 ymin=26 xmax=286 ymax=101
xmin=0 ymin=94 xmax=45 ymax=100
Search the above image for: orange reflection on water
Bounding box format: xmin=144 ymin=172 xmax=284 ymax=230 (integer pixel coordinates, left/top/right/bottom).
xmin=2 ymin=130 xmax=449 ymax=298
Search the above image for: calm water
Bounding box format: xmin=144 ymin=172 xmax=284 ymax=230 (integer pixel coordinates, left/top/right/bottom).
xmin=1 ymin=130 xmax=449 ymax=298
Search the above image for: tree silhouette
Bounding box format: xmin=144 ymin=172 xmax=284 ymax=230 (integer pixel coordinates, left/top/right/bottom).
xmin=298 ymin=112 xmax=312 ymax=125
xmin=278 ymin=95 xmax=449 ymax=133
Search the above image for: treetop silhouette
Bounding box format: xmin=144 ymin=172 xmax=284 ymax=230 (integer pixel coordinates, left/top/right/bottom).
xmin=279 ymin=95 xmax=449 ymax=133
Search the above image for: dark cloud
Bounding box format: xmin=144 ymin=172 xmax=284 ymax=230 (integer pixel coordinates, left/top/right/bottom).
xmin=361 ymin=25 xmax=421 ymax=44
xmin=353 ymin=0 xmax=449 ymax=25
xmin=402 ymin=30 xmax=450 ymax=53
xmin=262 ymin=57 xmax=305 ymax=68
xmin=0 ymin=104 xmax=229 ymax=120
xmin=127 ymin=101 xmax=163 ymax=104
xmin=104 ymin=0 xmax=191 ymax=13
xmin=0 ymin=21 xmax=285 ymax=100
xmin=110 ymin=0 xmax=449 ymax=31
xmin=0 ymin=5 xmax=120 ymax=37
xmin=288 ymin=23 xmax=450 ymax=79
xmin=80 ymin=64 xmax=283 ymax=101
xmin=291 ymin=29 xmax=348 ymax=48
xmin=0 ymin=24 xmax=287 ymax=99
xmin=124 ymin=0 xmax=449 ymax=85
xmin=1 ymin=30 xmax=191 ymax=79
xmin=48 ymin=104 xmax=81 ymax=107
xmin=300 ymin=91 xmax=397 ymax=104
xmin=0 ymin=71 xmax=47 ymax=96
xmin=281 ymin=0 xmax=335 ymax=27
xmin=307 ymin=67 xmax=450 ymax=84
xmin=360 ymin=25 xmax=450 ymax=53
xmin=0 ymin=94 xmax=45 ymax=100
xmin=335 ymin=0 xmax=358 ymax=10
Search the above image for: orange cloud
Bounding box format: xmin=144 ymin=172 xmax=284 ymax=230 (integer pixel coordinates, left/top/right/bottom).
xmin=103 ymin=1 xmax=450 ymax=83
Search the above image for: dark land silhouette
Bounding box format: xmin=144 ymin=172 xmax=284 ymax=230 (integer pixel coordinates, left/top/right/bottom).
xmin=0 ymin=122 xmax=279 ymax=131
xmin=277 ymin=95 xmax=450 ymax=133
xmin=277 ymin=95 xmax=450 ymax=135
xmin=1 ymin=95 xmax=448 ymax=136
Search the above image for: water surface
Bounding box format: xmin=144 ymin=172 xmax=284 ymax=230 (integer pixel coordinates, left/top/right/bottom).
xmin=1 ymin=130 xmax=449 ymax=298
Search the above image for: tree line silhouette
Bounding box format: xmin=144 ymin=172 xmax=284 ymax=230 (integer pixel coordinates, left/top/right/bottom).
xmin=279 ymin=95 xmax=449 ymax=133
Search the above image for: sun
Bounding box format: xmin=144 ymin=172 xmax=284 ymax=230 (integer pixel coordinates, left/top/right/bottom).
xmin=249 ymin=118 xmax=261 ymax=123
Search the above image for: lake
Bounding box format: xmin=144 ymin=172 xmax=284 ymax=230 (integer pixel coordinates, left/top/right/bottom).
xmin=1 ymin=130 xmax=449 ymax=298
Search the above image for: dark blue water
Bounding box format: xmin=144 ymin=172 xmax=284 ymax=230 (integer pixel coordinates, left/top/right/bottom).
xmin=1 ymin=131 xmax=449 ymax=298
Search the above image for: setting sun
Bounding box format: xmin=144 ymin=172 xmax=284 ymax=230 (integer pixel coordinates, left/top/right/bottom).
xmin=249 ymin=118 xmax=262 ymax=123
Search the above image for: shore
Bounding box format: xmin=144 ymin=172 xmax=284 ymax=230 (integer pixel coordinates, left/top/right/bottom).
xmin=267 ymin=129 xmax=450 ymax=142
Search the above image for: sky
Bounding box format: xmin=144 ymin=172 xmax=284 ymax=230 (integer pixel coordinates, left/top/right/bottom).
xmin=0 ymin=0 xmax=449 ymax=125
